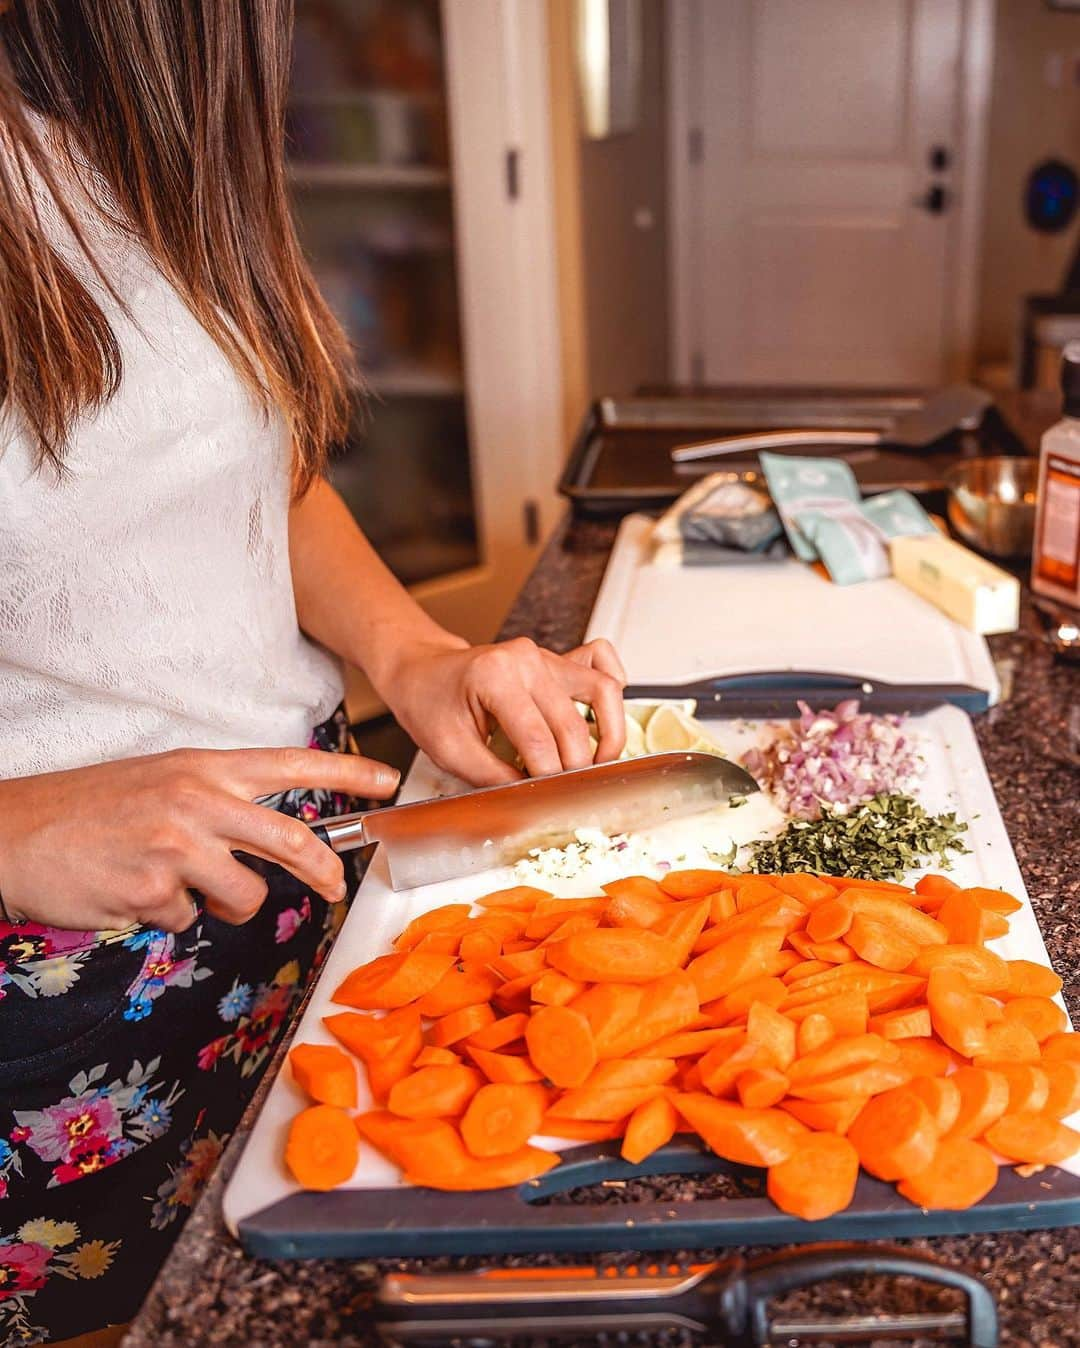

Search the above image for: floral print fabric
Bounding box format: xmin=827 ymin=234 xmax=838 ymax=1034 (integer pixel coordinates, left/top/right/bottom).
xmin=0 ymin=709 xmax=360 ymax=1345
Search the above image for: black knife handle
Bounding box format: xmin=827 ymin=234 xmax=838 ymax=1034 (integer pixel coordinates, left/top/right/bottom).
xmin=719 ymin=1242 xmax=998 ymax=1348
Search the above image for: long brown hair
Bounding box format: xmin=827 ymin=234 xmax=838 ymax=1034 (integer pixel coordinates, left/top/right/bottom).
xmin=0 ymin=0 xmax=355 ymax=490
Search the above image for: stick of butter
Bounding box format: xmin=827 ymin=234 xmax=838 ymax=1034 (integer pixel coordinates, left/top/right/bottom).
xmin=889 ymin=534 xmax=1020 ymax=635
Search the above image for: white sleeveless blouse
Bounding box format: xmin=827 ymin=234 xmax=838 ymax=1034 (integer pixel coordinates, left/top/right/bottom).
xmin=0 ymin=138 xmax=344 ymax=778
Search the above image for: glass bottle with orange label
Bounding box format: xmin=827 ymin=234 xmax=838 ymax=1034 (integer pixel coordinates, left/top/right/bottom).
xmin=1032 ymin=342 xmax=1080 ymax=611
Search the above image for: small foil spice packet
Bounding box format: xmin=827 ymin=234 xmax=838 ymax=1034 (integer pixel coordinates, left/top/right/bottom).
xmin=652 ymin=472 xmax=783 ymax=556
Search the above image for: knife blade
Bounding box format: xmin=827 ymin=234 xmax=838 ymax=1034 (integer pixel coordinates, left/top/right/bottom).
xmin=311 ymin=751 xmax=759 ymax=891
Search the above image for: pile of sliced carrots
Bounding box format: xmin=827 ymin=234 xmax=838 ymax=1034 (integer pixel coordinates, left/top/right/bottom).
xmin=283 ymin=870 xmax=1080 ymax=1219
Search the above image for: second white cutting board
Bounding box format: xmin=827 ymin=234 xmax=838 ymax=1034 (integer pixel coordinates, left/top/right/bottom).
xmin=586 ymin=515 xmax=999 ymax=703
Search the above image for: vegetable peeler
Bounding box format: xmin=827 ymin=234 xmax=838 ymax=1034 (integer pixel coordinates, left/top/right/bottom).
xmin=374 ymin=1243 xmax=998 ymax=1347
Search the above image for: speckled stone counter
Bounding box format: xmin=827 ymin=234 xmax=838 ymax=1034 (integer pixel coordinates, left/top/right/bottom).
xmin=124 ymin=515 xmax=1080 ymax=1348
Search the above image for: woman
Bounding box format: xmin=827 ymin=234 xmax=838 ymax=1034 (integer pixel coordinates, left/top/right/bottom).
xmin=0 ymin=4 xmax=625 ymax=1343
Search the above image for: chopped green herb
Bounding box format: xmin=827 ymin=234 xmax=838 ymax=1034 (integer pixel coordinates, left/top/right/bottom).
xmin=745 ymin=792 xmax=969 ymax=881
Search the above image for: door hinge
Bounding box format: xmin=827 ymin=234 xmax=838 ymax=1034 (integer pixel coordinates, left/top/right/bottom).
xmin=523 ymin=498 xmax=540 ymax=546
xmin=505 ymin=147 xmax=520 ymax=200
xmin=688 ymin=126 xmax=704 ymax=165
xmin=690 ymin=351 xmax=705 ymax=385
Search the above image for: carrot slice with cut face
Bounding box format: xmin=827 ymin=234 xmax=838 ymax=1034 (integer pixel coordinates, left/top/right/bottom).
xmin=975 ymin=1063 xmax=1049 ymax=1114
xmin=461 ymin=1082 xmax=548 ymax=1158
xmin=417 ymin=966 xmax=501 ymax=1018
xmin=905 ymin=1075 xmax=961 ymax=1133
xmin=1043 ymin=1061 xmax=1080 ymax=1118
xmin=394 ymin=904 xmax=473 ymax=952
xmin=1003 ymin=960 xmax=1064 ymax=1000
xmin=971 ymin=1020 xmax=1041 ymax=1066
xmin=547 ymin=928 xmax=680 ymax=984
xmin=984 ymin=1113 xmax=1080 ymax=1166
xmin=767 ymin=1133 xmax=860 ymax=1220
xmin=288 ymin=1043 xmax=358 ymax=1110
xmin=868 ymin=1006 xmax=933 ymax=1040
xmin=1002 ymin=997 xmax=1068 ymax=1044
xmin=601 ymin=890 xmax=668 ymax=930
xmin=526 ymin=1005 xmax=597 ymax=1088
xmin=674 ymin=1093 xmax=805 ymax=1166
xmin=736 ymin=1067 xmax=789 ymax=1109
xmin=333 ymin=950 xmax=456 ymax=1010
xmin=786 ymin=1060 xmax=911 ymax=1102
xmin=476 ymin=885 xmax=550 ymax=911
xmin=1041 ymin=1032 xmax=1080 ymax=1063
xmin=387 ymin=1065 xmax=483 ymax=1119
xmin=847 ymin=1088 xmax=937 ymax=1181
xmin=621 ymin=1095 xmax=679 ymax=1163
xmin=285 ymin=1105 xmax=359 ymax=1191
xmin=780 ymin=1096 xmax=867 ymax=1136
xmin=659 ymin=869 xmax=732 ymax=900
xmin=898 ymin=1137 xmax=999 ymax=1210
xmin=746 ymin=1001 xmax=797 ymax=1070
xmin=944 ymin=1067 xmax=1010 ymax=1139
xmin=430 ymin=1002 xmax=497 ymax=1048
xmin=927 ymin=967 xmax=989 ymax=1058
xmin=844 ymin=915 xmax=918 ymax=972
xmin=468 ymin=1012 xmax=529 ymax=1051
xmin=796 ymin=1013 xmax=834 ymax=1057
xmin=414 ymin=1046 xmax=461 ymax=1068
xmin=787 ymin=1034 xmax=899 ymax=1084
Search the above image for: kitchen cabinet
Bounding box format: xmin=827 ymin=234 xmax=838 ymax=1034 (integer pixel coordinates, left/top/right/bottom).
xmin=289 ymin=0 xmax=564 ymax=714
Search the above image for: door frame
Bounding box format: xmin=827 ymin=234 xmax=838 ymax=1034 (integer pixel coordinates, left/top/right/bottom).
xmin=665 ymin=0 xmax=996 ymax=387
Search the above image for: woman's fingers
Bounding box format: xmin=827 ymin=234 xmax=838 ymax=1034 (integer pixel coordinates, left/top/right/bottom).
xmin=192 ymin=746 xmax=400 ymax=802
xmin=182 ymin=851 xmax=271 ymax=926
xmin=567 ymin=638 xmax=628 ymax=686
xmin=531 ymin=679 xmax=595 ymax=771
xmin=210 ymin=796 xmax=347 ymax=902
xmin=554 ymin=661 xmax=626 ymax=763
xmin=427 ymin=722 xmax=523 ymax=788
xmin=479 ymin=687 xmax=564 ymax=779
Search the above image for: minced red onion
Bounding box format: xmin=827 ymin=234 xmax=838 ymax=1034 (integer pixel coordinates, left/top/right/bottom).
xmin=741 ymin=699 xmax=922 ymax=820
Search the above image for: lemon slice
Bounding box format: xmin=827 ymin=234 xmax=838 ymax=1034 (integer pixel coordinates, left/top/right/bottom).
xmin=644 ymin=704 xmax=702 ymax=754
xmin=619 ymin=716 xmax=648 ymax=759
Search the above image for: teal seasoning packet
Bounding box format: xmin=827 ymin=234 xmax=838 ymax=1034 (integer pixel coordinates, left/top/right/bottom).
xmin=859 ymin=489 xmax=937 ymax=540
xmin=758 ymin=452 xmax=862 ymax=562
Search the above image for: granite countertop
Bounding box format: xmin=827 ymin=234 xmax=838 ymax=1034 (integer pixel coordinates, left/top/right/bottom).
xmin=125 ymin=515 xmax=1080 ymax=1348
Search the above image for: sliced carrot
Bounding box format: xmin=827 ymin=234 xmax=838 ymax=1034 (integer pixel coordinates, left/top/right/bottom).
xmin=694 ymin=894 xmax=807 ymax=953
xmin=735 ymin=879 xmax=784 ymax=912
xmin=983 ymin=1113 xmax=1080 ymax=1166
xmin=582 ymin=1058 xmax=677 ymax=1089
xmin=571 ymin=982 xmax=644 ymax=1055
xmin=407 ymin=1138 xmax=560 ymax=1191
xmin=466 ymin=1047 xmax=545 ymax=1084
xmin=460 ymin=1082 xmax=548 ymax=1158
xmin=635 ymin=1028 xmax=733 ymax=1057
xmin=1041 ymin=1032 xmax=1080 ymax=1063
xmin=658 ymin=898 xmax=711 ymax=966
xmin=602 ymin=874 xmax=669 ymax=902
xmin=979 ymin=995 xmax=1005 ymax=1024
xmin=530 ymin=970 xmax=587 ymax=1007
xmin=844 ymin=915 xmax=919 ymax=973
xmin=737 ymin=1067 xmax=789 ymax=1109
xmin=945 ymin=1067 xmax=1010 ymax=1139
xmin=868 ymin=1006 xmax=932 ymax=1041
xmin=414 ymin=1046 xmax=462 ymax=1067
xmin=500 ymin=939 xmax=536 ymax=955
xmin=783 ymin=960 xmax=835 ymax=984
xmin=415 ymin=966 xmax=502 ymax=1018
xmin=805 ymin=898 xmax=854 ymax=943
xmin=963 ymin=886 xmax=1023 ymax=916
xmin=1002 ymin=997 xmax=1068 ymax=1044
xmin=699 ymin=1035 xmax=769 ymax=1099
xmin=786 ymin=991 xmax=870 ymax=1038
xmin=490 ymin=949 xmax=547 ymax=980
xmin=539 ymin=914 xmax=601 ymax=946
xmin=387 ymin=1064 xmax=483 ymax=1119
xmin=971 ymin=1020 xmax=1041 ymax=1066
xmin=713 ymin=976 xmax=788 ymax=1024
xmin=937 ymin=891 xmax=1006 ymax=946
xmin=905 ymin=1075 xmax=961 ymax=1133
xmin=621 ymin=1095 xmax=679 ymax=1163
xmin=659 ymin=868 xmax=731 ymax=899
xmin=323 ymin=1007 xmax=416 ymax=1062
xmin=847 ymin=1088 xmax=937 ymax=1181
xmin=782 ymin=965 xmax=924 ymax=1014
xmin=526 ymin=1005 xmax=597 ymax=1087
xmin=687 ymin=927 xmax=787 ymax=1004
xmin=289 ymin=1043 xmax=357 ymax=1110
xmin=898 ymin=1137 xmax=999 ymax=1210
xmin=927 ymin=967 xmax=989 ymax=1058
xmin=781 ymin=1096 xmax=867 ymax=1136
xmin=708 ymin=889 xmax=737 ymax=924
xmin=547 ymin=928 xmax=680 ymax=984
xmin=774 ymin=874 xmax=838 ymax=906
xmin=797 ymin=1013 xmax=834 ymax=1056
xmin=975 ymin=1063 xmax=1049 ymax=1114
xmin=525 ymin=900 xmax=607 ymax=942
xmin=907 ymin=944 xmax=1009 ymax=995
xmin=674 ymin=1093 xmax=805 ymax=1166
xmin=285 ymin=1104 xmax=359 ymax=1190
xmin=333 ymin=949 xmax=456 ymax=1010
xmin=539 ymin=1116 xmax=623 ymax=1142
xmin=601 ymin=890 xmax=668 ymax=930
xmin=476 ymin=885 xmax=550 ymax=911
xmin=493 ymin=969 xmax=546 ymax=1013
xmin=786 ymin=1060 xmax=911 ymax=1102
xmin=767 ymin=1133 xmax=860 ymax=1220
xmin=832 ymin=877 xmax=912 ymax=894
xmin=838 ymin=891 xmax=948 ymax=948
xmin=746 ymin=1001 xmax=797 ymax=1070
xmin=914 ymin=873 xmax=960 ymax=901
xmin=895 ymin=1037 xmax=955 ymax=1079
xmin=787 ymin=1033 xmax=899 ymax=1084
xmin=602 ymin=972 xmax=701 ymax=1059
xmin=394 ymin=904 xmax=473 ymax=952
xmin=431 ymin=1002 xmax=497 ymax=1049
xmin=458 ymin=930 xmax=502 ymax=965
xmin=1043 ymin=1061 xmax=1080 ymax=1118
xmin=766 ymin=950 xmax=804 ymax=977
xmin=467 ymin=1012 xmax=529 ymax=1051
xmin=1003 ymin=960 xmax=1063 ymax=1000
xmin=355 ymin=1111 xmax=455 ymax=1168
xmin=546 ymin=1083 xmax=666 ymax=1121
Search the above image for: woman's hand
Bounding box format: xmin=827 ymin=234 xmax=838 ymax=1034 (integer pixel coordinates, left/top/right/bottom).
xmin=0 ymin=747 xmax=399 ymax=934
xmin=381 ymin=636 xmax=628 ymax=786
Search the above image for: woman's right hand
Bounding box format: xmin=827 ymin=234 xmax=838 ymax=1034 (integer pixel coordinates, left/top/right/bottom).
xmin=0 ymin=746 xmax=400 ymax=934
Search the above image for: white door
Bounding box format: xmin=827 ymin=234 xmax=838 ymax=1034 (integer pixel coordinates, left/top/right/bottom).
xmin=670 ymin=0 xmax=969 ymax=388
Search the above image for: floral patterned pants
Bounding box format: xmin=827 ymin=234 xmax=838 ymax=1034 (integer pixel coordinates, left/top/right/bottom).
xmin=0 ymin=710 xmax=361 ymax=1345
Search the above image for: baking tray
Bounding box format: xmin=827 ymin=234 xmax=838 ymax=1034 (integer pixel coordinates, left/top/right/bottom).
xmin=557 ymin=394 xmax=1017 ymax=518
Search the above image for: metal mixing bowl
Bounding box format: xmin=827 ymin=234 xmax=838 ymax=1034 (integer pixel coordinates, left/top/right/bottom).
xmin=945 ymin=456 xmax=1039 ymax=559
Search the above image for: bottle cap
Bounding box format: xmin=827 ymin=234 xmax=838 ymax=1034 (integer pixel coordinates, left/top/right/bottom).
xmin=1063 ymin=341 xmax=1080 ymax=417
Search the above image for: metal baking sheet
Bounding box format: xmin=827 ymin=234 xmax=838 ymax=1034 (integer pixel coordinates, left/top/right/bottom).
xmin=558 ymin=394 xmax=1002 ymax=518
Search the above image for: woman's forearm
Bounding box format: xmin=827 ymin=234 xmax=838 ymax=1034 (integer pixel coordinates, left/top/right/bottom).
xmin=288 ymin=477 xmax=466 ymax=694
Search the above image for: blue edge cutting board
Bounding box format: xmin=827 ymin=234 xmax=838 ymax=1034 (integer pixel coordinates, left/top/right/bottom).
xmin=238 ymin=1138 xmax=1080 ymax=1259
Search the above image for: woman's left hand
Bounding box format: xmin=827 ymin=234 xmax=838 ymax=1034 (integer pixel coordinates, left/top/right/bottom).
xmin=382 ymin=636 xmax=628 ymax=786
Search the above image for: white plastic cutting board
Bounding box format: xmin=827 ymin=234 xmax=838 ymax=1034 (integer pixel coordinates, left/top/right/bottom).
xmin=223 ymin=705 xmax=1075 ymax=1238
xmin=586 ymin=514 xmax=999 ymax=700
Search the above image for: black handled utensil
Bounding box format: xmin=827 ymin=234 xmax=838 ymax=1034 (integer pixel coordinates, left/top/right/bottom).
xmin=374 ymin=1243 xmax=998 ymax=1347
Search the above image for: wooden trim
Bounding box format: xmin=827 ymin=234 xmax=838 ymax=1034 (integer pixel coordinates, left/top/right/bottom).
xmin=665 ymin=0 xmax=702 ymax=384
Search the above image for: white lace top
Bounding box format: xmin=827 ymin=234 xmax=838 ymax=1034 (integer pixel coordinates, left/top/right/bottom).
xmin=0 ymin=136 xmax=344 ymax=778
